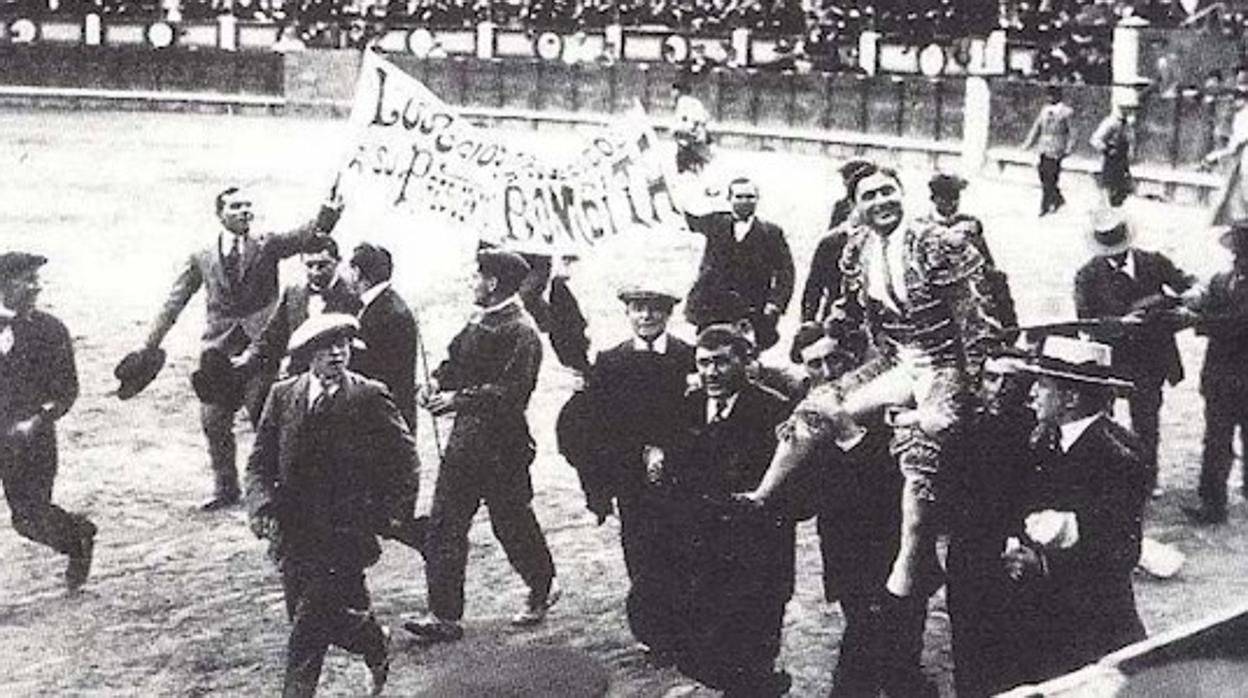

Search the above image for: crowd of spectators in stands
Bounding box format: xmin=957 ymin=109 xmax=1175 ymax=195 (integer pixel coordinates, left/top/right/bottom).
xmin=1 ymin=0 xmax=1234 ymax=86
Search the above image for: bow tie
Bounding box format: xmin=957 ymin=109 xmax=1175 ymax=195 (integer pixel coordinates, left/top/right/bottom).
xmin=1107 ymin=253 xmax=1129 ymax=271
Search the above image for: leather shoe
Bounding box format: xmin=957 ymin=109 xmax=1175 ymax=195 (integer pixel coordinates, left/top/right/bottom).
xmin=511 ymin=579 xmax=562 ymax=626
xmin=200 ymin=494 xmax=240 ymax=512
xmin=1182 ymin=505 xmax=1227 ymax=525
xmin=66 ymin=526 xmax=96 ymax=592
xmin=403 ymin=614 xmax=464 ymax=643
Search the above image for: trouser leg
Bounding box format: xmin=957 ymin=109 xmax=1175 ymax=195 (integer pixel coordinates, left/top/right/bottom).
xmin=281 ymin=562 xmax=385 ymax=698
xmin=485 ymin=473 xmax=555 ymax=598
xmin=200 ymin=401 xmax=239 ymax=499
xmin=424 ymin=459 xmax=482 ymax=621
xmin=1200 ymin=390 xmax=1236 ymax=511
xmin=1038 ymin=156 xmax=1058 ymax=212
xmin=2 ymin=435 xmax=93 ymax=557
xmin=619 ymin=494 xmax=689 ymax=653
xmin=1128 ymin=381 xmax=1163 ymax=492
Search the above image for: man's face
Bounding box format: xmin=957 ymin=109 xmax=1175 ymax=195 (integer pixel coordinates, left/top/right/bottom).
xmin=626 ymin=300 xmax=671 ymax=341
xmin=0 ymin=269 xmax=41 ymax=315
xmin=981 ymin=367 xmax=1032 ymax=416
xmin=803 ymin=348 xmax=852 ymax=386
xmin=1028 ymin=376 xmax=1066 ymax=426
xmin=217 ymin=190 xmax=254 ymax=236
xmin=471 ymin=267 xmax=498 ymax=306
xmin=302 ymin=251 xmax=338 ymax=291
xmin=856 ymin=172 xmax=904 ymax=233
xmin=729 ymin=181 xmax=759 ymax=221
xmin=696 ymin=344 xmax=746 ymax=399
xmin=933 ymin=191 xmax=960 ymax=218
xmin=308 ymin=335 xmax=351 ymax=382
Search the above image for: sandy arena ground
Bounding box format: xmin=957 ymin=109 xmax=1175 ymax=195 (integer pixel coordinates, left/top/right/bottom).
xmin=2 ymin=108 xmax=1247 ymax=697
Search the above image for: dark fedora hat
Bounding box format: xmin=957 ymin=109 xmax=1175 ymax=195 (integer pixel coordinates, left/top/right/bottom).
xmin=113 ymin=347 xmax=167 ymax=400
xmin=191 ymin=348 xmax=245 ymax=409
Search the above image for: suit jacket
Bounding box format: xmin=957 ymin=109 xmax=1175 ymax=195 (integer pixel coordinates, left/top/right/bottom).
xmin=1192 ymin=268 xmax=1248 ymax=394
xmin=244 ymin=371 xmax=419 ymax=571
xmin=574 ymin=336 xmax=694 ymax=503
xmin=352 ymin=285 xmax=419 ymax=430
xmin=668 ymin=382 xmax=795 ymax=593
xmin=1024 ymin=102 xmax=1076 ymax=159
xmin=1017 ymin=415 xmax=1147 ymax=681
xmin=145 ymin=221 xmax=323 ymax=352
xmin=251 ymin=277 xmax=361 ymax=373
xmin=0 ymin=310 xmax=77 ymax=464
xmin=1074 ymin=249 xmax=1194 ymax=385
xmin=683 ymin=213 xmax=795 ymax=328
xmin=800 ymin=227 xmax=849 ymax=323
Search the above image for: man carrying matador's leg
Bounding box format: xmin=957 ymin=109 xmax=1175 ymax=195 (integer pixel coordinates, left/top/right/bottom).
xmin=743 ymin=166 xmax=1009 ymax=602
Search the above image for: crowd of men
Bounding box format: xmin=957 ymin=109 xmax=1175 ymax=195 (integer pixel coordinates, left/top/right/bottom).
xmin=4 ymin=120 xmax=1248 ymax=696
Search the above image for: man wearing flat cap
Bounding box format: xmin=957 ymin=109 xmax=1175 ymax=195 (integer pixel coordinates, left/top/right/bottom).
xmin=405 ymin=248 xmax=558 ymax=642
xmin=245 ymin=313 xmax=418 ymax=697
xmin=135 ymin=185 xmax=344 ymax=511
xmin=0 ymin=252 xmax=96 ymax=592
xmin=1004 ymin=336 xmax=1147 ymax=683
xmin=1181 ymin=220 xmax=1248 ymax=524
xmin=571 ymin=282 xmax=695 ymax=665
xmin=1074 ymin=209 xmax=1196 ymax=496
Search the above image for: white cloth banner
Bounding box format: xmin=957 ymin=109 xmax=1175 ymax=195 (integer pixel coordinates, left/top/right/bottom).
xmin=337 ymin=51 xmax=682 ymax=255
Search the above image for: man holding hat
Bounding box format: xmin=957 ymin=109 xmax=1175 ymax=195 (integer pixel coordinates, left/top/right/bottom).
xmin=571 ymin=281 xmax=694 ymax=665
xmin=1074 ymin=208 xmax=1195 ymax=496
xmin=405 ymin=248 xmax=558 ymax=642
xmin=135 ymin=185 xmax=344 ymax=511
xmin=1005 ymin=335 xmax=1147 ymax=683
xmin=0 ymin=252 xmax=96 ymax=592
xmin=245 ymin=313 xmax=417 ymax=697
xmin=1181 ymin=220 xmax=1248 ymax=524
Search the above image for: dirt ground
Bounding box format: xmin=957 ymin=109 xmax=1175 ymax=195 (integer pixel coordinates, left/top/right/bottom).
xmin=2 ymin=108 xmax=1247 ymax=697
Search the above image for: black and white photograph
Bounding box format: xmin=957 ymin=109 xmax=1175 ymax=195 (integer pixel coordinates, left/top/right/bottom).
xmin=3 ymin=2 xmax=1248 ymax=695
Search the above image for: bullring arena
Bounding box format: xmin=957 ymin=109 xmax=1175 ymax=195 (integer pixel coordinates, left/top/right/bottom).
xmin=4 ymin=7 xmax=1248 ymax=697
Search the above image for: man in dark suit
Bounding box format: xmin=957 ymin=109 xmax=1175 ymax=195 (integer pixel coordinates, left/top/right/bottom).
xmin=0 ymin=252 xmax=97 ymax=592
xmin=683 ymin=176 xmax=795 ymax=351
xmin=245 ymin=314 xmax=419 ymax=698
xmin=656 ymin=324 xmax=794 ymax=696
xmin=237 ymin=236 xmax=360 ymax=401
xmin=404 ymin=249 xmax=557 ymax=643
xmin=1074 ymin=209 xmax=1195 ymax=494
xmin=571 ymin=282 xmax=695 ymax=666
xmin=800 ymin=158 xmax=874 ymax=324
xmin=136 ymin=185 xmax=342 ymax=510
xmin=1183 ymin=221 xmax=1248 ymax=524
xmin=346 ymin=243 xmax=419 ymax=431
xmin=1005 ymin=336 xmax=1148 ymax=683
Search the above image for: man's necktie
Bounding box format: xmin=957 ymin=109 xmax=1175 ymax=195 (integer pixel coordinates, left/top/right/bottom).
xmin=310 ymin=381 xmax=337 ymax=416
xmin=880 ymin=236 xmax=905 ymax=310
xmin=644 ymin=338 xmax=656 ymax=353
xmin=709 ymin=399 xmax=728 ymax=424
xmin=225 ymin=237 xmax=242 ymax=286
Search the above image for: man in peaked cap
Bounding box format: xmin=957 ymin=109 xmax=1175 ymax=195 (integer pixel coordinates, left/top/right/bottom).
xmin=0 ymin=252 xmax=97 ymax=592
xmin=404 ymin=247 xmax=559 ymax=642
xmin=922 ymin=173 xmax=996 ymax=266
xmin=569 ymin=280 xmax=695 ymax=666
xmin=1074 ymin=208 xmax=1196 ymax=496
xmin=1005 ymin=335 xmax=1147 ymax=683
xmin=1182 ymin=219 xmax=1248 ymax=524
xmin=245 ymin=313 xmax=418 ymax=697
xmin=133 ymin=185 xmax=344 ymax=512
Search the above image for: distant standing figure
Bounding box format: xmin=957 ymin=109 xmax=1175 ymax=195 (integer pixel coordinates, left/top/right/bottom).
xmin=1205 ymin=86 xmax=1248 ymax=227
xmin=1089 ymin=102 xmax=1138 ymax=208
xmin=1023 ymin=84 xmax=1076 ymax=216
xmin=0 ymin=252 xmax=96 ymax=592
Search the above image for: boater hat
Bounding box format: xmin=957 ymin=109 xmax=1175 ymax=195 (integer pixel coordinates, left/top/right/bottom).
xmin=1088 ymin=208 xmax=1133 ymax=256
xmin=287 ymin=313 xmax=361 ymax=358
xmin=1016 ymin=335 xmax=1133 ymax=389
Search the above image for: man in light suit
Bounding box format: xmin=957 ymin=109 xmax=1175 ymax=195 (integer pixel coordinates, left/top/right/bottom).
xmin=346 ymin=243 xmax=419 ymax=432
xmin=1073 ymin=209 xmax=1196 ymax=494
xmin=136 ymin=185 xmax=342 ymax=510
xmin=682 ymin=177 xmax=795 ymax=351
xmin=245 ymin=314 xmax=418 ymax=697
xmin=1023 ymin=84 xmax=1076 ymax=216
